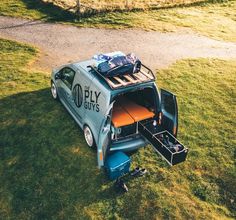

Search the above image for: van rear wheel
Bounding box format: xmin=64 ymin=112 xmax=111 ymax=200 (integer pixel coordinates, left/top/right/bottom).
xmin=84 ymin=125 xmax=95 ymax=148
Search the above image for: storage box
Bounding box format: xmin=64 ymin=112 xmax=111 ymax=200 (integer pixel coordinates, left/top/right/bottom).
xmin=138 ymin=120 xmax=188 ymax=166
xmin=105 ymin=151 xmax=131 ymax=180
xmin=153 ymin=130 xmax=188 ymax=165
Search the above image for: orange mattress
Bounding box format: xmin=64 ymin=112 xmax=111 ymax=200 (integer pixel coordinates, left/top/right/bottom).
xmin=111 ymin=97 xmax=155 ymax=127
xmin=119 ymin=97 xmax=155 ymax=122
xmin=112 ymin=103 xmax=135 ymax=127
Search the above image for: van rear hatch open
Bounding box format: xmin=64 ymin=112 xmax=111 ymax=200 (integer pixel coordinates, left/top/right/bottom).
xmin=110 ymin=88 xmax=188 ymax=166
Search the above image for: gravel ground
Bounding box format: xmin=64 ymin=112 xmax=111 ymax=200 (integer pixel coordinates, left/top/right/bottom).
xmin=0 ymin=16 xmax=236 ymax=71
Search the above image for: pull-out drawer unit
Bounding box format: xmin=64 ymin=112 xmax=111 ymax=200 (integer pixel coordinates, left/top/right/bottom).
xmin=138 ymin=120 xmax=188 ymax=166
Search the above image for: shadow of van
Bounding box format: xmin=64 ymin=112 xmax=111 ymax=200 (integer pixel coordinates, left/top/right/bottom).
xmin=0 ymin=88 xmax=116 ymax=219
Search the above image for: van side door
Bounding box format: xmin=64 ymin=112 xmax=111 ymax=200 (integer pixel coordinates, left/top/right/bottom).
xmin=57 ymin=67 xmax=76 ymax=111
xmin=161 ymin=89 xmax=178 ymax=137
xmin=72 ymin=67 xmax=96 ymax=125
xmin=97 ymin=102 xmax=114 ymax=168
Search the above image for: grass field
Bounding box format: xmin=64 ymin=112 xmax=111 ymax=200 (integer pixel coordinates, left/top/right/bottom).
xmin=43 ymin=0 xmax=205 ymax=10
xmin=77 ymin=0 xmax=236 ymax=42
xmin=0 ymin=38 xmax=235 ymax=219
xmin=0 ymin=0 xmax=235 ymax=42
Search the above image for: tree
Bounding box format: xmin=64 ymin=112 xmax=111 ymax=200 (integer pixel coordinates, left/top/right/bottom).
xmin=76 ymin=0 xmax=81 ymax=15
xmin=125 ymin=0 xmax=129 ymax=8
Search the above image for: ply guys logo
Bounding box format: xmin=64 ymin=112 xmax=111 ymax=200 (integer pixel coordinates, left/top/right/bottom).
xmin=73 ymin=84 xmax=101 ymax=112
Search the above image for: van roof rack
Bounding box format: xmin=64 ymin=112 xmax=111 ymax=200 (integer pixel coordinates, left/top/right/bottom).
xmin=87 ymin=64 xmax=156 ymax=89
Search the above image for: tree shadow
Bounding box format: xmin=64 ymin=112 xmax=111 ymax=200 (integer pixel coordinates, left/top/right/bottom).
xmin=22 ymin=0 xmax=75 ymax=21
xmin=0 ymin=19 xmax=49 ymax=30
xmin=216 ymin=165 xmax=236 ymax=216
xmin=0 ymin=88 xmax=118 ymax=219
xmin=6 ymin=0 xmax=228 ymax=22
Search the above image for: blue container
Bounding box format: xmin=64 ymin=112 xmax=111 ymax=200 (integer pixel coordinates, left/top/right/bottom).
xmin=105 ymin=151 xmax=131 ymax=180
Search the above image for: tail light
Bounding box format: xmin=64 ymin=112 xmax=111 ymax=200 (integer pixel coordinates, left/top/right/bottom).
xmin=173 ymin=126 xmax=177 ymax=136
xmin=99 ymin=151 xmax=103 ymax=161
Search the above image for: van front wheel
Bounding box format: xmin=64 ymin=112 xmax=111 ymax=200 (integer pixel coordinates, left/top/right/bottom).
xmin=84 ymin=126 xmax=95 ymax=148
xmin=51 ymin=81 xmax=58 ymax=100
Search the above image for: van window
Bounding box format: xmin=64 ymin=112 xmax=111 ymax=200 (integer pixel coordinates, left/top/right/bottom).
xmin=60 ymin=67 xmax=75 ymax=89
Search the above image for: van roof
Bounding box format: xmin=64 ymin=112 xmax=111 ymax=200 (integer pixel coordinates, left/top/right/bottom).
xmin=74 ymin=59 xmax=156 ymax=90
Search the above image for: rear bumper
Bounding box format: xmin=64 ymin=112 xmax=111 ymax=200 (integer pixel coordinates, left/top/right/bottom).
xmin=110 ymin=135 xmax=148 ymax=152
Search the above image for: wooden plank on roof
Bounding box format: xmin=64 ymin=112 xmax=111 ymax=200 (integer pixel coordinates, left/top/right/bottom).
xmin=124 ymin=75 xmax=140 ymax=83
xmin=114 ymin=76 xmax=128 ymax=86
xmin=106 ymin=78 xmax=121 ymax=88
xmin=134 ymin=72 xmax=147 ymax=81
xmin=140 ymin=70 xmax=153 ymax=79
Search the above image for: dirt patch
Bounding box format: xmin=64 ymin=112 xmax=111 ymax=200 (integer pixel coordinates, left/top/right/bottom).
xmin=0 ymin=16 xmax=236 ymax=72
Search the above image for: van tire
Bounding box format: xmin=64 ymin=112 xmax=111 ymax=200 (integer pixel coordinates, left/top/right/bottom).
xmin=51 ymin=81 xmax=59 ymax=100
xmin=84 ymin=125 xmax=96 ymax=148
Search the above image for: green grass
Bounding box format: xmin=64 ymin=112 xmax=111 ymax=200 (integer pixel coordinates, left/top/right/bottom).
xmin=0 ymin=38 xmax=236 ymax=219
xmin=0 ymin=0 xmax=235 ymax=42
xmin=77 ymin=0 xmax=236 ymax=42
xmin=46 ymin=0 xmax=205 ymax=10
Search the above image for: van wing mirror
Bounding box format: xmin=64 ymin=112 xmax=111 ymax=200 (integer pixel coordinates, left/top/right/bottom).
xmin=55 ymin=72 xmax=61 ymax=80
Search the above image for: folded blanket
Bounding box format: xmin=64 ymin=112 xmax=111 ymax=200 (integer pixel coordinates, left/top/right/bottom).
xmin=92 ymin=52 xmax=141 ymax=77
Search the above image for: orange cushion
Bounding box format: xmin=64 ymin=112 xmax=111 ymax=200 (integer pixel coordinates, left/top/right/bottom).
xmin=119 ymin=97 xmax=155 ymax=122
xmin=112 ymin=104 xmax=135 ymax=128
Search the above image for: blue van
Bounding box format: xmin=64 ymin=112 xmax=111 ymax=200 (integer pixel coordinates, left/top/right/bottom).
xmin=51 ymin=52 xmax=188 ymax=168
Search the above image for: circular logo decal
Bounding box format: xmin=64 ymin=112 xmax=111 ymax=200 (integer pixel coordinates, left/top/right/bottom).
xmin=73 ymin=84 xmax=83 ymax=108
